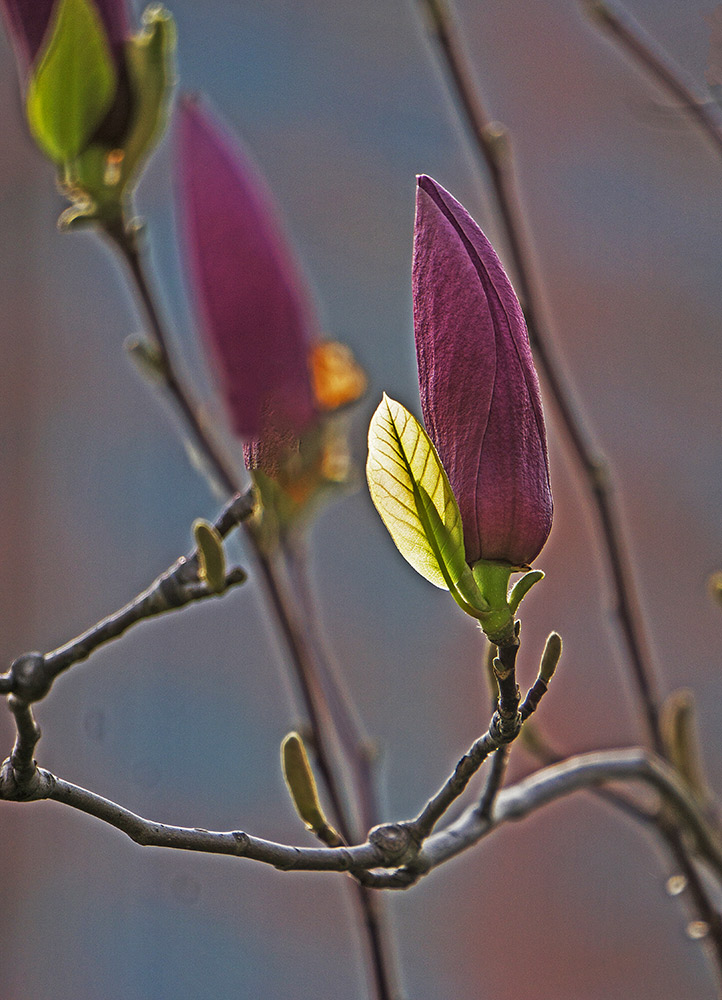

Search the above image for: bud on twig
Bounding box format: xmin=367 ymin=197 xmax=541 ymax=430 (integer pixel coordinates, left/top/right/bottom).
xmin=281 ymin=732 xmax=341 ymax=847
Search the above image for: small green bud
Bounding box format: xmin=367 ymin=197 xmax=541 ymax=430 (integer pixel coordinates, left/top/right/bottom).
xmin=539 ymin=632 xmax=562 ymax=683
xmin=125 ymin=335 xmax=167 ymax=381
xmin=708 ymin=571 xmax=722 ymax=608
xmin=26 ymin=0 xmax=117 ymax=163
xmin=661 ymin=689 xmax=710 ymax=807
xmin=281 ymin=732 xmax=341 ymax=847
xmin=192 ymin=520 xmax=226 ymax=593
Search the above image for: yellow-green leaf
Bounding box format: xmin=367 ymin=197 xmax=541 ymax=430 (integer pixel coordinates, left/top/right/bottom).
xmin=26 ymin=0 xmax=117 ymax=163
xmin=367 ymin=394 xmax=485 ymax=612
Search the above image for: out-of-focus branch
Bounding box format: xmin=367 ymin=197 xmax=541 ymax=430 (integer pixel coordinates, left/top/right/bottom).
xmin=103 ymin=218 xmax=399 ymax=1000
xmin=521 ymin=724 xmax=722 ymax=982
xmin=283 ymin=538 xmax=381 ymax=834
xmin=584 ymin=0 xmax=722 ymax=159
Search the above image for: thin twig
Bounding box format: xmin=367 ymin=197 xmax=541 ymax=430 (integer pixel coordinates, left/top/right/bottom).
xmin=477 ymin=747 xmax=510 ymax=820
xmin=284 ymin=536 xmax=381 ymax=832
xmin=0 ymin=491 xmax=254 ymax=703
xmin=3 ymin=749 xmax=719 ymax=897
xmin=369 ymin=749 xmax=722 ymax=890
xmin=103 ymin=218 xmax=399 ymax=1000
xmin=409 ymin=635 xmax=527 ymax=842
xmin=583 ymin=0 xmax=722 ymax=158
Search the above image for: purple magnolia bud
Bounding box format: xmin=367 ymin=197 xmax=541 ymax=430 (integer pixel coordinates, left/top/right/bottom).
xmin=0 ymin=0 xmax=128 ymax=74
xmin=413 ymin=175 xmax=553 ymax=567
xmin=177 ymin=96 xmax=316 ymax=455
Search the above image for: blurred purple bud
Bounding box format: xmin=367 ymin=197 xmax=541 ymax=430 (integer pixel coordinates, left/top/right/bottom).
xmin=177 ymin=96 xmax=316 ymax=460
xmin=0 ymin=0 xmax=128 ymax=75
xmin=413 ymin=175 xmax=553 ymax=567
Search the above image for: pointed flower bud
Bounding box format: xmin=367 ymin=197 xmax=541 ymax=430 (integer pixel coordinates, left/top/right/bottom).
xmin=413 ymin=175 xmax=552 ymax=567
xmin=0 ymin=0 xmax=127 ymax=74
xmin=177 ymin=95 xmax=317 ymax=456
xmin=1 ymin=0 xmax=175 ymax=220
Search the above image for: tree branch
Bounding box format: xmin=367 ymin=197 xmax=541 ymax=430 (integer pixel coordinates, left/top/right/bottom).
xmin=0 ymin=491 xmax=255 ymax=703
xmin=102 ymin=216 xmax=399 ymax=1000
xmin=583 ymin=0 xmax=722 ymax=159
xmin=3 ymin=749 xmax=717 ymax=905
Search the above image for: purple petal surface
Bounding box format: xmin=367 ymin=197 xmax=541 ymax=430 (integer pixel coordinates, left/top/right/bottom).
xmin=413 ymin=175 xmax=552 ymax=566
xmin=177 ymin=97 xmax=316 ymax=446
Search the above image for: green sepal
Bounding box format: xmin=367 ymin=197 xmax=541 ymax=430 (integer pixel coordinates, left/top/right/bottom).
xmin=661 ymin=689 xmax=711 ymax=807
xmin=508 ymin=569 xmax=544 ymax=615
xmin=249 ymin=415 xmax=357 ymax=553
xmin=58 ymin=144 xmax=125 ymax=227
xmin=281 ymin=732 xmax=341 ymax=847
xmin=118 ymin=6 xmax=176 ymax=192
xmin=26 ymin=0 xmax=117 ymax=163
xmin=471 ymin=561 xmax=544 ymax=644
xmin=366 ymin=395 xmax=487 ymax=615
xmin=193 ymin=519 xmax=226 ymax=593
xmin=58 ymin=7 xmax=176 ymax=228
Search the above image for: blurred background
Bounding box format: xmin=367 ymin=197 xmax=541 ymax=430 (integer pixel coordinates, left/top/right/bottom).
xmin=1 ymin=0 xmax=721 ymax=997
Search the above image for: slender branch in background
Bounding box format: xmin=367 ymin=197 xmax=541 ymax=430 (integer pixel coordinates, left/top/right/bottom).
xmin=417 ymin=0 xmax=662 ymax=751
xmin=102 ymin=219 xmax=399 ymax=1000
xmin=284 ymin=537 xmax=381 ymax=832
xmin=477 ymin=747 xmax=510 ymax=819
xmin=522 ymin=724 xmax=722 ymax=983
xmin=584 ymin=0 xmax=722 ymax=157
xmin=415 ymin=0 xmax=722 ymax=976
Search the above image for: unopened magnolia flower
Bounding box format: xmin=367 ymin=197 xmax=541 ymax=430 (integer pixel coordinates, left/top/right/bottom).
xmin=413 ymin=175 xmax=552 ymax=568
xmin=178 ymin=96 xmax=316 ymax=450
xmin=177 ymin=96 xmax=365 ymax=482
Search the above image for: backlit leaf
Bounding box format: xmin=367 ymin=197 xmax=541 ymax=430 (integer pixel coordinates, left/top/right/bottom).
xmin=367 ymin=394 xmax=485 ymax=612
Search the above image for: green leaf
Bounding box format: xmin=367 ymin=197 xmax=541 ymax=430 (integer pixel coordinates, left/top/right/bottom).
xmin=26 ymin=0 xmax=117 ymax=163
xmin=193 ymin=519 xmax=226 ymax=593
xmin=119 ymin=6 xmax=176 ymax=191
xmin=367 ymin=394 xmax=486 ymax=612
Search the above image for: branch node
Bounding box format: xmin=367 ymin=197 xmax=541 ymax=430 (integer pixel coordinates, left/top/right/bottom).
xmin=0 ymin=759 xmax=55 ymax=801
xmin=368 ymin=823 xmax=417 ymax=865
xmin=9 ymin=653 xmax=51 ymax=703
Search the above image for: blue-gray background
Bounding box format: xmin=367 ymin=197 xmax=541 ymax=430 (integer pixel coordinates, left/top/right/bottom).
xmin=1 ymin=1 xmax=721 ymax=997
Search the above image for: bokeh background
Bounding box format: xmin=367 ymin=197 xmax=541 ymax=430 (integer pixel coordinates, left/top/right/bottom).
xmin=1 ymin=0 xmax=721 ymax=997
